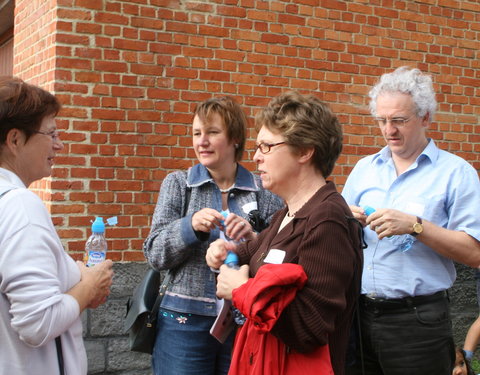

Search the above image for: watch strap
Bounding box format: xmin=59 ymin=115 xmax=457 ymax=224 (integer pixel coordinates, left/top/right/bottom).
xmin=411 ymin=216 xmax=423 ymax=237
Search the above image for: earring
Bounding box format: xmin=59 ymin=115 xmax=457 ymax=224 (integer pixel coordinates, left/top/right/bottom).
xmin=234 ymin=143 xmax=239 ymax=149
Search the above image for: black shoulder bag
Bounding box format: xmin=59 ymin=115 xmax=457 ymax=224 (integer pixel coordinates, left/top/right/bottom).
xmin=124 ymin=187 xmax=191 ymax=354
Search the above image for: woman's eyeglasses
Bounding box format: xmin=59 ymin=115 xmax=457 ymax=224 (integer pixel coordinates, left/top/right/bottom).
xmin=255 ymin=142 xmax=286 ymax=154
xmin=33 ymin=129 xmax=61 ymax=142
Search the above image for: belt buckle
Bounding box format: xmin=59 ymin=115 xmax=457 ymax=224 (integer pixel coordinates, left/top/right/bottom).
xmin=365 ymin=293 xmax=380 ymax=301
xmin=363 ymin=294 xmax=391 ymax=308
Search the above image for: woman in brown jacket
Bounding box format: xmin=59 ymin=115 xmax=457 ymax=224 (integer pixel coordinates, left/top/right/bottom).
xmin=206 ymin=91 xmax=363 ymax=375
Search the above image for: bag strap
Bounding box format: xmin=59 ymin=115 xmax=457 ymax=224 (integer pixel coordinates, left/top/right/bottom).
xmin=55 ymin=336 xmax=65 ymax=375
xmin=346 ymin=216 xmax=366 ymax=375
xmin=0 ymin=188 xmax=14 ymax=200
xmin=148 ymin=271 xmax=173 ymax=326
xmin=148 ymin=186 xmax=192 ymax=321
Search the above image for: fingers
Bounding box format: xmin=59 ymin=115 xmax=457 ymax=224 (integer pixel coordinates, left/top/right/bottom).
xmin=223 ymin=214 xmax=253 ymax=241
xmin=367 ymin=209 xmax=414 ymax=239
xmin=349 ymin=205 xmax=368 ymax=226
xmin=238 ymin=264 xmax=250 ymax=279
xmin=349 ymin=205 xmax=364 ymax=216
xmin=192 ymin=209 xmax=224 ymax=232
xmin=206 ymin=239 xmax=228 ymax=269
xmin=216 ymin=264 xmax=250 ymax=300
xmin=87 ymin=260 xmax=114 ymax=300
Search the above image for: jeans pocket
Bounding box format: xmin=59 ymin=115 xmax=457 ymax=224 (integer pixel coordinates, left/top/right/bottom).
xmin=414 ymin=301 xmax=449 ymax=325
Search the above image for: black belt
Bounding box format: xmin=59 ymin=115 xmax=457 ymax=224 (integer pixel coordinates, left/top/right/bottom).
xmin=360 ymin=290 xmax=448 ymax=311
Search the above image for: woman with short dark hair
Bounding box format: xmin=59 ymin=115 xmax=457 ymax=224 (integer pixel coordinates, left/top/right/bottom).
xmin=207 ymin=92 xmax=362 ymax=375
xmin=144 ymin=96 xmax=283 ymax=375
xmin=0 ymin=76 xmax=113 ymax=375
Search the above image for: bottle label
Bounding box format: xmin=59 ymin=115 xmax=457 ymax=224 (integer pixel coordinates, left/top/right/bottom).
xmin=85 ymin=251 xmax=106 ymax=267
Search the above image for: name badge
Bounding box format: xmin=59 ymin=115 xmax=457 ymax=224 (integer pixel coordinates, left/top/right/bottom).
xmin=263 ymin=249 xmax=286 ymax=264
xmin=242 ymin=201 xmax=257 ymax=214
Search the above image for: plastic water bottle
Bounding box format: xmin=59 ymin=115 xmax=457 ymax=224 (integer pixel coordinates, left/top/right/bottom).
xmin=219 ymin=211 xmax=246 ymax=325
xmin=225 ymin=251 xmax=239 ymax=269
xmin=84 ymin=217 xmax=108 ymax=267
xmin=362 ymin=206 xmax=414 ymax=252
xmin=223 ymin=251 xmax=246 ymax=325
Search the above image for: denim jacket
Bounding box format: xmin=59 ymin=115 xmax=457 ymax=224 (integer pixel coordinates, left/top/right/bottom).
xmin=143 ymin=163 xmax=284 ymax=316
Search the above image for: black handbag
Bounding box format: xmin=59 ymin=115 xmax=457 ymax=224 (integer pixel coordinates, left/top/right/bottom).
xmin=124 ymin=186 xmax=191 ymax=354
xmin=124 ymin=269 xmax=172 ymax=354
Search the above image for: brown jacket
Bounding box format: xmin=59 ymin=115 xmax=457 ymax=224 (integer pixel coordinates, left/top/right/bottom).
xmin=236 ymin=181 xmax=363 ymax=375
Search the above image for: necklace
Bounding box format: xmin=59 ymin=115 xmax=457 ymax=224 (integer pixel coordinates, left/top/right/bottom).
xmin=219 ymin=184 xmax=234 ymax=193
xmin=287 ymin=201 xmax=307 ymax=217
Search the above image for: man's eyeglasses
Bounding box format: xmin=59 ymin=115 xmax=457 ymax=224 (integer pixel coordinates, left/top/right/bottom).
xmin=374 ymin=115 xmax=415 ymax=128
xmin=33 ymin=129 xmax=61 ymax=142
xmin=255 ymin=141 xmax=286 ymax=154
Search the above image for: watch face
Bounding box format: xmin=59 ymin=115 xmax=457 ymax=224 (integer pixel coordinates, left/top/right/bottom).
xmin=413 ymin=222 xmax=423 ymax=234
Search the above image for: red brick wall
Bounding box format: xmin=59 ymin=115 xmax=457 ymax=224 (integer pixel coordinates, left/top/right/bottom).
xmin=0 ymin=29 xmax=14 ymax=76
xmin=12 ymin=0 xmax=480 ymax=261
xmin=13 ymin=0 xmax=58 ymax=204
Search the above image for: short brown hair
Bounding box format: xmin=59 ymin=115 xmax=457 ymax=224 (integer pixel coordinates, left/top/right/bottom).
xmin=194 ymin=96 xmax=247 ymax=161
xmin=0 ymin=76 xmax=61 ymax=144
xmin=255 ymin=91 xmax=342 ymax=178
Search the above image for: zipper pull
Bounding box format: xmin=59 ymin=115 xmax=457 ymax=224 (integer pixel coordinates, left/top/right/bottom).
xmin=257 ymin=252 xmax=265 ymax=263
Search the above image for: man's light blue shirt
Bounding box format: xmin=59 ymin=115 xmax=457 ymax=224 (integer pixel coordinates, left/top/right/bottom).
xmin=342 ymin=139 xmax=480 ymax=298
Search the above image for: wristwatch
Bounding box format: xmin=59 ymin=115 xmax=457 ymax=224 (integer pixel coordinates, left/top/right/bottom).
xmin=411 ymin=216 xmax=423 ymax=237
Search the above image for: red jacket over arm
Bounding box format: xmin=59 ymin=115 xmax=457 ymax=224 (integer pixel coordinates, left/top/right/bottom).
xmin=230 ymin=263 xmax=333 ymax=375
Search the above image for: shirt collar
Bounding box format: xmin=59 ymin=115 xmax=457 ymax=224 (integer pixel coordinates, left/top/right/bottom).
xmin=292 ymin=181 xmax=338 ymax=219
xmin=372 ymin=138 xmax=437 ymax=166
xmin=187 ymin=163 xmax=259 ymax=192
xmin=0 ymin=167 xmax=26 ymax=188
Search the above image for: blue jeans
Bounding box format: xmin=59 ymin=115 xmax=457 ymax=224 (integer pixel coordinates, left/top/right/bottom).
xmin=152 ymin=309 xmax=235 ymax=375
xmin=345 ymin=295 xmax=455 ymax=375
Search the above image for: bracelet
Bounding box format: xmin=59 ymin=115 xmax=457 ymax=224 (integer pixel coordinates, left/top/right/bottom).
xmin=464 ymin=349 xmax=474 ymax=360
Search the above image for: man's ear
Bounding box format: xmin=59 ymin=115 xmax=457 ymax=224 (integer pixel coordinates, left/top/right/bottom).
xmin=421 ymin=112 xmax=430 ymax=128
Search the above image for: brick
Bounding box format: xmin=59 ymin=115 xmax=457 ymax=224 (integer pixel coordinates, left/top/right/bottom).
xmin=56 ymin=33 xmax=90 ymax=45
xmin=76 ymin=22 xmax=101 ymax=34
xmin=320 ymin=0 xmax=347 ymax=11
xmin=91 ymin=109 xmax=126 ymax=120
xmin=56 ymin=8 xmax=92 ymax=21
xmin=94 ymin=12 xmax=129 ymax=25
xmin=113 ymin=39 xmax=148 ymax=51
xmin=94 ymin=61 xmax=127 ymax=73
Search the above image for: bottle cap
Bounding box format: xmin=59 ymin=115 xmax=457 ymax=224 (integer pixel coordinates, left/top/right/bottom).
xmin=363 ymin=206 xmax=376 ymax=216
xmin=220 ymin=210 xmax=229 ymax=227
xmin=91 ymin=217 xmax=105 ymax=233
xmin=220 ymin=210 xmax=229 ymax=219
xmin=225 ymin=251 xmax=239 ymax=266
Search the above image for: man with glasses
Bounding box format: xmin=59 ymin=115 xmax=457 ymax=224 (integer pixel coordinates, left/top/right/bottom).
xmin=342 ymin=66 xmax=480 ymax=375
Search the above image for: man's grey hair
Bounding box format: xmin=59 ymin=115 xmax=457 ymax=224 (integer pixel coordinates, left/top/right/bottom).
xmin=368 ymin=66 xmax=437 ymax=121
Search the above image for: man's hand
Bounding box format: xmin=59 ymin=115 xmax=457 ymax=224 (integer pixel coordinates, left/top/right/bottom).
xmin=366 ymin=208 xmax=417 ymax=239
xmin=349 ymin=205 xmax=368 ymax=227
